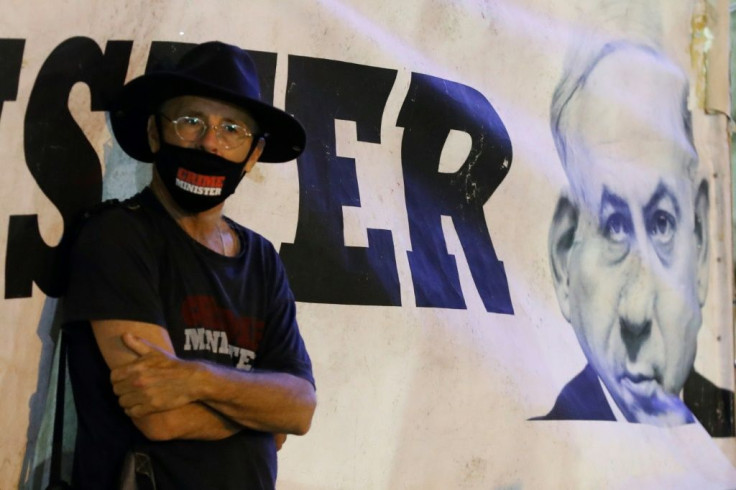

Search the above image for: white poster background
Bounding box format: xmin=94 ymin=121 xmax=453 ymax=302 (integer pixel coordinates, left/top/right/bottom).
xmin=1 ymin=0 xmax=734 ymax=488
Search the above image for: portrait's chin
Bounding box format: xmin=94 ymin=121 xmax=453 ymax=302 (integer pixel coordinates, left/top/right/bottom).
xmin=615 ymin=381 xmax=692 ymax=428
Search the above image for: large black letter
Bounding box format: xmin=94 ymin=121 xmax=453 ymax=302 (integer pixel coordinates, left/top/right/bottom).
xmin=280 ymin=57 xmax=400 ymax=305
xmin=398 ymin=73 xmax=513 ymax=313
xmin=0 ymin=39 xmax=24 ymax=120
xmin=6 ymin=37 xmax=132 ymax=298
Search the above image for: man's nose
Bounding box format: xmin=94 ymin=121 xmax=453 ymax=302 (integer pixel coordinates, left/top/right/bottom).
xmin=618 ymin=251 xmax=657 ymax=338
xmin=199 ymin=124 xmax=221 ymax=154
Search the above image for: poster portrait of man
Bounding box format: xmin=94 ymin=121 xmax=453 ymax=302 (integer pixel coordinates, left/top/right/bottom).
xmin=533 ymin=39 xmax=734 ymax=437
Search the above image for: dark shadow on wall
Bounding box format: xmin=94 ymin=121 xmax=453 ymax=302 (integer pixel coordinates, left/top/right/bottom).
xmin=17 ymin=297 xmax=75 ymax=489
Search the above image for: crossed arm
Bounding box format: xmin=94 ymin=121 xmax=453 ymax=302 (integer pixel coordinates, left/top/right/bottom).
xmin=92 ymin=319 xmax=317 ymax=442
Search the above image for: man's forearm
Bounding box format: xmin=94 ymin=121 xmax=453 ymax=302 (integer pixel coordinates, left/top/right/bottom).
xmin=110 ymin=332 xmax=316 ymax=436
xmin=132 ymin=401 xmax=242 ymax=441
xmin=192 ymin=363 xmax=316 ymax=435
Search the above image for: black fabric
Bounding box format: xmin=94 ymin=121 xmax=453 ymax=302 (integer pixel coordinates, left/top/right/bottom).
xmin=530 ymin=364 xmax=616 ymax=422
xmin=109 ymin=41 xmax=306 ymax=164
xmin=153 ymin=142 xmax=248 ymax=213
xmin=533 ymin=364 xmax=734 ymax=438
xmin=62 ymin=188 xmax=313 ymax=489
xmin=683 ymin=370 xmax=735 ymax=438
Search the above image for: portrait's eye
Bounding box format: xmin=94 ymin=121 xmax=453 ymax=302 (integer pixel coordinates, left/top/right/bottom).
xmin=647 ymin=210 xmax=676 ymax=246
xmin=603 ymin=212 xmax=632 ymax=244
xmin=642 ymin=184 xmax=680 ymax=264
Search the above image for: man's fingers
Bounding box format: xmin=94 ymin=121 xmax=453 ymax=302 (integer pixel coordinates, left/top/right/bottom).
xmin=124 ymin=403 xmax=157 ymax=418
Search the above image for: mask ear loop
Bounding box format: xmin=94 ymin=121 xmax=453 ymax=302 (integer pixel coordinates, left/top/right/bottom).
xmin=241 ymin=132 xmax=265 ymax=166
xmin=233 ymin=132 xmax=266 ymax=186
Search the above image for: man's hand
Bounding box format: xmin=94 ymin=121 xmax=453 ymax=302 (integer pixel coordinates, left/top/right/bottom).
xmin=111 ymin=333 xmax=198 ymax=417
xmin=93 ymin=320 xmax=314 ymax=436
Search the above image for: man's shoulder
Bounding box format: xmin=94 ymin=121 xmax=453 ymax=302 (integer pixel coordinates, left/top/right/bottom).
xmin=73 ymin=190 xmax=165 ymax=253
xmin=82 ymin=190 xmax=160 ymax=229
xmin=225 ymin=218 xmax=266 ymax=240
xmin=531 ymin=364 xmax=616 ymax=422
xmin=225 ymin=218 xmax=280 ymax=256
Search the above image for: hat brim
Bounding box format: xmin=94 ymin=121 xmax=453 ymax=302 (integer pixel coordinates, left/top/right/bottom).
xmin=110 ymin=72 xmax=306 ymax=163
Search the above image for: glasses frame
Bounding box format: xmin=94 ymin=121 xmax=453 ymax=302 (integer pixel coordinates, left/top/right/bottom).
xmin=158 ymin=113 xmax=255 ymax=150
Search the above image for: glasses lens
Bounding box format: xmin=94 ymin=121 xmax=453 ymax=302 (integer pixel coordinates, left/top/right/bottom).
xmin=173 ymin=116 xmax=206 ymax=141
xmin=168 ymin=116 xmax=252 ymax=149
xmin=217 ymin=123 xmax=249 ymax=149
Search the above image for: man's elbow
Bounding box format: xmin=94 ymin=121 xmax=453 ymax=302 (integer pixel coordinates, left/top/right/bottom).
xmin=291 ymin=389 xmax=317 ymax=436
xmin=290 ymin=412 xmax=313 ymax=436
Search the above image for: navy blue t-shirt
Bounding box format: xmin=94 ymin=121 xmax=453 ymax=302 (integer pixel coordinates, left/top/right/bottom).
xmin=63 ymin=188 xmax=314 ymax=490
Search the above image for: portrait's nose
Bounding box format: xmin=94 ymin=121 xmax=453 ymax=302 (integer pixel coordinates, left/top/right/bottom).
xmin=618 ymin=248 xmax=667 ymax=372
xmin=619 ymin=251 xmax=656 ymax=338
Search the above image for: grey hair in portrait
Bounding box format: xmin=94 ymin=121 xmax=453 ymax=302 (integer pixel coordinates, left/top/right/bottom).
xmin=549 ymin=40 xmax=698 ymax=202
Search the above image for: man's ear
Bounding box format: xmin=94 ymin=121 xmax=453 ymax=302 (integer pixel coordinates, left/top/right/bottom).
xmin=244 ymin=137 xmax=265 ymax=173
xmin=549 ymin=194 xmax=579 ymax=322
xmin=694 ymin=179 xmax=709 ymax=306
xmin=147 ymin=115 xmax=160 ymax=154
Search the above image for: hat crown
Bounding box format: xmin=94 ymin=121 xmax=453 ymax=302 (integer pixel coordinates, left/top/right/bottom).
xmin=111 ymin=40 xmax=305 ymax=163
xmin=168 ymin=41 xmax=262 ymax=103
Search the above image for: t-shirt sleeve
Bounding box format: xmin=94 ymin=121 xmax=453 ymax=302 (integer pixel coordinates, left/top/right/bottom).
xmin=63 ymin=207 xmax=166 ymax=327
xmin=254 ymin=242 xmax=315 ymax=388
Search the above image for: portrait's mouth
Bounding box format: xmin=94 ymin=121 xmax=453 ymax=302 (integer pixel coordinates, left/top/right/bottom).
xmin=614 ymin=370 xmax=692 ymax=425
xmin=619 ymin=373 xmax=663 ymax=400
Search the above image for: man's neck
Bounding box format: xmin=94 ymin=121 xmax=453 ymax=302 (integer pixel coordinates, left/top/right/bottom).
xmin=150 ymin=176 xmax=234 ymax=255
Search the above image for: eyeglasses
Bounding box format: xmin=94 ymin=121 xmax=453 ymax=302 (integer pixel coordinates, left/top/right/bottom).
xmin=159 ymin=114 xmax=254 ymax=149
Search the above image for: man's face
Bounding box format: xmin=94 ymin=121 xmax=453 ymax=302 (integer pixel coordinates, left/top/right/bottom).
xmin=155 ymin=95 xmax=260 ymax=170
xmin=557 ymin=50 xmax=706 ymax=425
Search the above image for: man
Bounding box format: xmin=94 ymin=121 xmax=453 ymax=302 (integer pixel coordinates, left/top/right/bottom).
xmin=62 ymin=41 xmax=316 ymax=489
xmin=534 ymin=40 xmax=734 ymax=436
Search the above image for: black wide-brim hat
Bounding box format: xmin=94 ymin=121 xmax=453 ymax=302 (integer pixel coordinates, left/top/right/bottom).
xmin=110 ymin=41 xmax=305 ymax=163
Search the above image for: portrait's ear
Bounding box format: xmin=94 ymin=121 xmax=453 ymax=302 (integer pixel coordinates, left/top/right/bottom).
xmin=694 ymin=179 xmax=709 ymax=305
xmin=147 ymin=115 xmax=160 ymax=154
xmin=549 ymin=194 xmax=579 ymax=321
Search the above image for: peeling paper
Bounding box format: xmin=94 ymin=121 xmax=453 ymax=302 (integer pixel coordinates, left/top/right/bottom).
xmin=690 ymin=0 xmax=730 ymax=115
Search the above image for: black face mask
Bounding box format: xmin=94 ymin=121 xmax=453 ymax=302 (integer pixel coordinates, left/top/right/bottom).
xmin=154 ymin=143 xmax=249 ymax=213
